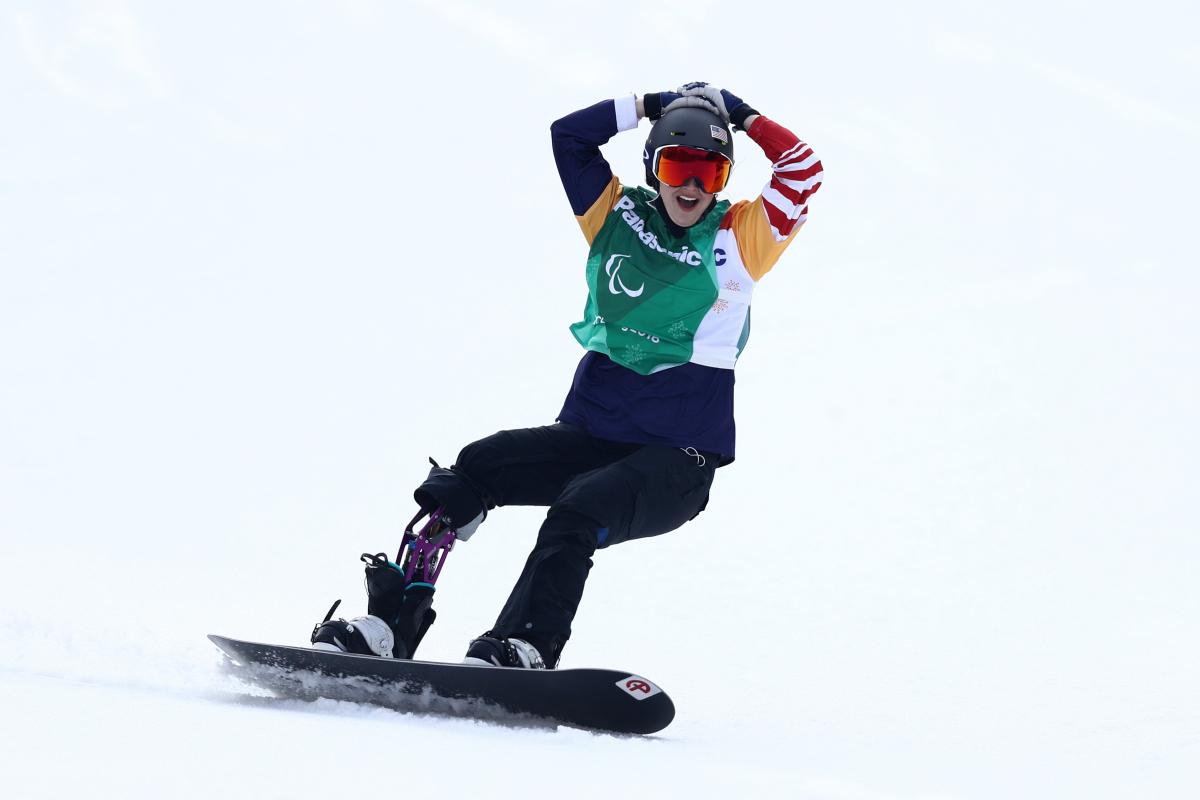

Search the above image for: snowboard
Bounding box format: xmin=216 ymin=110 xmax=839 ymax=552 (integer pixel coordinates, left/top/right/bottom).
xmin=209 ymin=634 xmax=675 ymax=735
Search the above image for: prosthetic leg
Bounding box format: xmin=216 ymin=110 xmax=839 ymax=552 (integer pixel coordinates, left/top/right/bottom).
xmin=311 ymin=507 xmax=458 ymax=659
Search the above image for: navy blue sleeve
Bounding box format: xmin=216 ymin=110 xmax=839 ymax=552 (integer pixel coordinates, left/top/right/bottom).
xmin=550 ymin=100 xmax=621 ymax=216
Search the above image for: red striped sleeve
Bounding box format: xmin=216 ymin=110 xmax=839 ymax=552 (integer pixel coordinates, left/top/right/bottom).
xmin=747 ymin=117 xmax=824 ymax=242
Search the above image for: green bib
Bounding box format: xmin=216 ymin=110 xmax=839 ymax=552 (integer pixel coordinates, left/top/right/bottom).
xmin=570 ymin=187 xmax=730 ymax=375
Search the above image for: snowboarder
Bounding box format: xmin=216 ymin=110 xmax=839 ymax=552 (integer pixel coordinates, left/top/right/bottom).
xmin=312 ymin=82 xmax=823 ymax=669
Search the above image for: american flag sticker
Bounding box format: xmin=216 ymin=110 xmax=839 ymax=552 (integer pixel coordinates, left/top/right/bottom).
xmin=710 ymin=125 xmax=729 ymax=145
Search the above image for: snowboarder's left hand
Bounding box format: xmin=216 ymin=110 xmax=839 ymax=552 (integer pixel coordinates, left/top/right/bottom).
xmin=679 ymin=82 xmax=759 ymax=131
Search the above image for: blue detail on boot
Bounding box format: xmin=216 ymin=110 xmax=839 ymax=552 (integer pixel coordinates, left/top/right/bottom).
xmin=596 ymin=527 xmax=609 ymax=546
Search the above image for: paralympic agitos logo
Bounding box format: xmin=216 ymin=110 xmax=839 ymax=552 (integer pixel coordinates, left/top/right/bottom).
xmin=604 ymin=253 xmax=644 ymax=297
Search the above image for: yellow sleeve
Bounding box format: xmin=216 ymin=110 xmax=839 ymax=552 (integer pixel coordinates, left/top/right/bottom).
xmin=575 ymin=175 xmax=622 ymax=246
xmin=728 ymin=198 xmax=803 ymax=281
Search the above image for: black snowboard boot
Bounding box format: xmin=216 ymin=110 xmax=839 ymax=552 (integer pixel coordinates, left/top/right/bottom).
xmin=310 ymin=554 xmax=437 ymax=659
xmin=362 ymin=552 xmax=437 ymax=660
xmin=463 ymin=631 xmax=554 ymax=669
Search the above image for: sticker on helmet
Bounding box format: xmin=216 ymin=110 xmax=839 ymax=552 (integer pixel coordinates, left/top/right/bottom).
xmin=616 ymin=675 xmax=663 ymax=700
xmin=710 ymin=125 xmax=729 ymax=145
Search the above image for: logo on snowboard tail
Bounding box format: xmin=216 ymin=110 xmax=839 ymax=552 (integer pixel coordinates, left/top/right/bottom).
xmin=616 ymin=675 xmax=662 ymax=700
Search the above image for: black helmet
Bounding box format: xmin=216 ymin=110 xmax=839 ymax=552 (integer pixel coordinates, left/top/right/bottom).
xmin=643 ymin=106 xmax=735 ymax=189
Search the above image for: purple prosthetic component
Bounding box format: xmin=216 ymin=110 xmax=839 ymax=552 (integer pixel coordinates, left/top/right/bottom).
xmin=398 ymin=507 xmax=458 ymax=586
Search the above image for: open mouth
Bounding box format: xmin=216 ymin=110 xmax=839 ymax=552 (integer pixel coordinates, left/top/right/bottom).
xmin=677 ymin=195 xmax=700 ymax=211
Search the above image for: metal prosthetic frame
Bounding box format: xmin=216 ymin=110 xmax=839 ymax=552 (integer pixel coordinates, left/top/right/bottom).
xmin=398 ymin=506 xmax=458 ymax=586
xmin=317 ymin=458 xmax=484 ymax=659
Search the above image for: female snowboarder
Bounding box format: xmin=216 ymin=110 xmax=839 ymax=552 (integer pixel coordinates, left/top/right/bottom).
xmin=312 ymin=83 xmax=823 ymax=668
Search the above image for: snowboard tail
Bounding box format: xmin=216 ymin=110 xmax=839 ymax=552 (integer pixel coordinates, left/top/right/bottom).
xmin=210 ymin=634 xmax=674 ymax=735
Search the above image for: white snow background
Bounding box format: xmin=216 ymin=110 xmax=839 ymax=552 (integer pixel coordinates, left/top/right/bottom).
xmin=1 ymin=1 xmax=1197 ymax=798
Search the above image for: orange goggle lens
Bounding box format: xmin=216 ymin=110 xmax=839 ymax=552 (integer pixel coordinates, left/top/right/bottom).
xmin=654 ymin=146 xmax=732 ymax=193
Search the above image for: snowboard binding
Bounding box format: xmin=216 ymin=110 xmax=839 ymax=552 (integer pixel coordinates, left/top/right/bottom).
xmin=311 ymin=507 xmax=459 ymax=660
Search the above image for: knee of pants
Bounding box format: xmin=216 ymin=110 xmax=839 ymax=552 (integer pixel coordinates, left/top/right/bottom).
xmin=537 ymin=508 xmax=603 ymax=553
xmin=454 ymin=434 xmax=504 ymax=483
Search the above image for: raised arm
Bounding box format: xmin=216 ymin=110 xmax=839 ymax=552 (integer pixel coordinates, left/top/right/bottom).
xmin=551 ymin=91 xmax=723 ymax=244
xmin=746 ymin=115 xmax=823 ymax=242
xmin=550 ymin=97 xmax=635 ymax=243
xmin=722 ymin=114 xmax=823 ymax=279
xmin=676 ymin=83 xmax=824 ymax=279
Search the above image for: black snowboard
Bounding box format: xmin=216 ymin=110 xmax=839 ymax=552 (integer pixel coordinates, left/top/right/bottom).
xmin=209 ymin=634 xmax=674 ymax=735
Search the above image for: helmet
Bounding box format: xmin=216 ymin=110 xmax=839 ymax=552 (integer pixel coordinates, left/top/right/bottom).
xmin=643 ymin=106 xmax=735 ymax=190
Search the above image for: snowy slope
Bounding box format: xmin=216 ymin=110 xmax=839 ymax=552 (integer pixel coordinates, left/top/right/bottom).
xmin=1 ymin=2 xmax=1197 ymax=798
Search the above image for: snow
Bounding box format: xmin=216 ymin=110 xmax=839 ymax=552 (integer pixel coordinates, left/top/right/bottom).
xmin=1 ymin=2 xmax=1198 ymax=798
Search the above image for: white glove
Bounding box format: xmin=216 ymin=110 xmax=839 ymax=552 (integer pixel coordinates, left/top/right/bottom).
xmin=661 ymin=93 xmax=721 ymax=118
xmin=679 ymin=83 xmax=731 ymax=124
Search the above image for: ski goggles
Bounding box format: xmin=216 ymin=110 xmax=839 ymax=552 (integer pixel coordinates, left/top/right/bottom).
xmin=653 ymin=145 xmax=732 ymax=193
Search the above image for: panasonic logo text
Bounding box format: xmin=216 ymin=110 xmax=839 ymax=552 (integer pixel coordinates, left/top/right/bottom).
xmin=614 ymin=196 xmax=703 ymax=266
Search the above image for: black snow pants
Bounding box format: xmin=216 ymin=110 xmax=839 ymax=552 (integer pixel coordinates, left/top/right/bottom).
xmin=426 ymin=423 xmax=717 ymax=667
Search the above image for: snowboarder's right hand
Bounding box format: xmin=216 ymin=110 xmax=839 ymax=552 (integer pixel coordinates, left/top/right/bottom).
xmin=642 ymin=90 xmax=720 ymax=121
